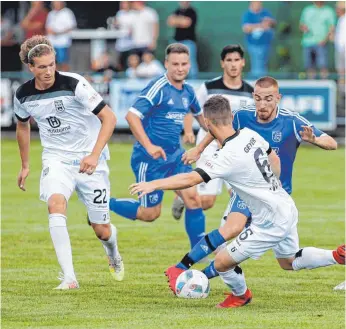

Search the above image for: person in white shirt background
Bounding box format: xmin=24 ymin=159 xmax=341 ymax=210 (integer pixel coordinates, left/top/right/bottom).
xmin=46 ymin=1 xmax=77 ymax=71
xmin=136 ymin=49 xmax=165 ymax=78
xmin=113 ymin=1 xmax=136 ymax=71
xmin=130 ymin=1 xmax=159 ymax=56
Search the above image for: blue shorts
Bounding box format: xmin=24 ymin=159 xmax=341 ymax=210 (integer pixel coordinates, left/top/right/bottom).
xmin=131 ymin=147 xmax=192 ymax=207
xmin=303 ymin=45 xmax=328 ymax=69
xmin=55 ymin=47 xmax=69 ymax=64
xmin=224 ymin=191 xmax=252 ymax=227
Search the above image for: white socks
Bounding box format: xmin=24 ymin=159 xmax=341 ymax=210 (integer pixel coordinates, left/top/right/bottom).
xmin=49 ymin=213 xmax=77 ymax=282
xmin=292 ymin=247 xmax=337 ymax=270
xmin=100 ymin=224 xmax=119 ymax=260
xmin=218 ymin=266 xmax=247 ymax=296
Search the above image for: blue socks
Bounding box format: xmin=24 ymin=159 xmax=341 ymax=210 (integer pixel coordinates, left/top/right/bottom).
xmin=202 ymin=261 xmax=219 ymax=279
xmin=184 ymin=208 xmax=205 ymax=249
xmin=177 ymin=229 xmax=226 ymax=270
xmin=109 ymin=197 xmax=140 ymax=220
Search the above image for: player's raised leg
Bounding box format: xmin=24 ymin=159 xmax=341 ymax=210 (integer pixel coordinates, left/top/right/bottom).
xmin=109 ymin=155 xmax=164 ymax=222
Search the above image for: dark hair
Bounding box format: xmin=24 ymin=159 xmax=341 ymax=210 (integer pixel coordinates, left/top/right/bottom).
xmin=203 ymin=95 xmax=233 ymax=126
xmin=220 ymin=44 xmax=244 ymax=60
xmin=165 ymin=43 xmax=189 ymax=58
xmin=255 ymin=76 xmax=279 ymax=88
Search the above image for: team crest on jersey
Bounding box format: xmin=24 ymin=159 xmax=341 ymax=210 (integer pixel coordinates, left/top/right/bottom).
xmin=54 ymin=100 xmax=65 ymax=113
xmin=237 ymin=200 xmax=247 ymax=210
xmin=182 ymin=97 xmax=189 ymax=109
xmin=149 ymin=193 xmax=159 ymax=204
xmin=272 ymin=131 xmax=282 ymax=142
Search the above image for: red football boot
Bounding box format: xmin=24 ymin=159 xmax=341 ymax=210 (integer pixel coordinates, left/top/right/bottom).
xmin=333 ymin=245 xmax=346 ymax=265
xmin=216 ymin=289 xmax=252 ymax=308
xmin=164 ymin=266 xmax=185 ymax=294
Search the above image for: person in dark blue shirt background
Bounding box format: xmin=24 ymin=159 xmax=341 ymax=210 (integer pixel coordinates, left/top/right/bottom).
xmin=109 ymin=43 xmax=208 ymax=249
xmin=242 ymin=1 xmax=276 ymax=78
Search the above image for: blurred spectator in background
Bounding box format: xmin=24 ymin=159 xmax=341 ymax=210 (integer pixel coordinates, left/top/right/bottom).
xmin=46 ymin=1 xmax=77 ymax=71
xmin=125 ymin=53 xmax=141 ymax=78
xmin=334 ymin=1 xmax=345 ymax=85
xmin=91 ymin=52 xmax=118 ymax=81
xmin=167 ymin=1 xmax=198 ymax=78
xmin=21 ymin=1 xmax=48 ymax=40
xmin=131 ymin=1 xmax=159 ymax=56
xmin=299 ymin=1 xmax=335 ymax=79
xmin=113 ymin=1 xmax=135 ymax=71
xmin=242 ymin=1 xmax=276 ymax=78
xmin=136 ymin=49 xmax=165 ymax=78
xmin=1 ymin=13 xmax=21 ymax=71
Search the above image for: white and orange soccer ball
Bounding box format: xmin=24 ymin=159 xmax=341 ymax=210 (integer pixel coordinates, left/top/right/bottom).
xmin=175 ymin=269 xmax=210 ymax=299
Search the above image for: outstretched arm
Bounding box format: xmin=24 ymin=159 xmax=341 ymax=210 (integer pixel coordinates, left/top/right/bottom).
xmin=130 ymin=171 xmax=203 ymax=198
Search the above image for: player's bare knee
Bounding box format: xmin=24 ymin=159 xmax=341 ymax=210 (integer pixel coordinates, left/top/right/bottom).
xmin=92 ymin=223 xmax=111 ymax=240
xmin=219 ymin=221 xmax=243 ymax=241
xmin=182 ymin=194 xmax=202 ymax=209
xmin=138 ymin=206 xmax=161 ymax=222
xmin=201 ymin=196 xmax=216 ymax=210
xmin=48 ymin=194 xmax=67 ymax=214
xmin=277 ymin=258 xmax=294 ymax=270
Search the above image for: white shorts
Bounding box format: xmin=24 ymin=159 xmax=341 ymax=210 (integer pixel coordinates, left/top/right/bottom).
xmin=40 ymin=158 xmax=110 ymax=224
xmin=226 ymin=207 xmax=300 ymax=262
xmin=196 ymin=128 xmax=231 ymax=196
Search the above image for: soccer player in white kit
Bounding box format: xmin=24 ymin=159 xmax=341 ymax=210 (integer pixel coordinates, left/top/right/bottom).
xmin=130 ymin=95 xmax=344 ymax=308
xmin=15 ymin=35 xmax=124 ymax=289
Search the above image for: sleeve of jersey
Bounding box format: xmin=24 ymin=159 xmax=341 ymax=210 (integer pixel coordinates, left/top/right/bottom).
xmin=189 ymin=93 xmax=202 ymax=116
xmin=13 ymin=95 xmax=30 ymax=122
xmin=75 ymin=77 xmax=105 ymax=115
xmin=194 ymin=155 xmax=230 ymax=183
xmin=129 ymin=80 xmax=163 ymax=119
xmin=292 ymin=114 xmax=325 ymax=142
xmin=196 ymin=83 xmax=208 ymax=109
xmin=233 ymin=112 xmax=240 ymax=130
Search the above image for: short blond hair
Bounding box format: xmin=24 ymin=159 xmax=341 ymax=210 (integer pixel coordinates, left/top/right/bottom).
xmin=19 ymin=35 xmax=55 ymax=65
xmin=255 ymin=76 xmax=279 ymax=89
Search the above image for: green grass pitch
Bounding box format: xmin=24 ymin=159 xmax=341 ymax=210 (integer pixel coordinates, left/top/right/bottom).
xmin=1 ymin=140 xmax=345 ymax=329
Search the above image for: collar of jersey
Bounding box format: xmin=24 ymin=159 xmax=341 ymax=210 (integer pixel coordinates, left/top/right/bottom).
xmin=221 ymin=130 xmax=240 ymax=147
xmin=32 ymin=71 xmax=59 ymax=93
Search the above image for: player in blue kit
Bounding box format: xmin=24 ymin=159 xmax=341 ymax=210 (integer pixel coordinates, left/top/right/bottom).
xmin=162 ymin=76 xmax=339 ymax=291
xmin=109 ymin=43 xmax=208 ymax=248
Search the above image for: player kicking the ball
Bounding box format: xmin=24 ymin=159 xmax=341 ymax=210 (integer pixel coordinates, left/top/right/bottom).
xmin=15 ymin=35 xmax=124 ymax=289
xmin=130 ymin=95 xmax=345 ymax=308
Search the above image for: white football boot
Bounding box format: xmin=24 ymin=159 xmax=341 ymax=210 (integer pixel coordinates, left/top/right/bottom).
xmin=108 ymin=254 xmax=125 ymax=281
xmin=54 ymin=272 xmax=79 ymax=290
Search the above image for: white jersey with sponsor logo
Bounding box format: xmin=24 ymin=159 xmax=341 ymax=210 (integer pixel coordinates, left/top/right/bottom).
xmin=14 ymin=71 xmax=109 ymax=160
xmin=197 ymin=127 xmax=296 ymax=226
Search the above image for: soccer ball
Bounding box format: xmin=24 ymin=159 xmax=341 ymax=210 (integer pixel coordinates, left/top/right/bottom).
xmin=175 ymin=269 xmax=210 ymax=299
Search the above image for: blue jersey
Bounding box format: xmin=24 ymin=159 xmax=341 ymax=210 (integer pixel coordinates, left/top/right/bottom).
xmin=129 ymin=74 xmax=202 ymax=154
xmin=233 ymin=107 xmax=325 ymax=194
